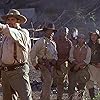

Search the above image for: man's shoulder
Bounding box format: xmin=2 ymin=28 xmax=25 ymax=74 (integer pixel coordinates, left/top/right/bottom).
xmin=35 ymin=37 xmax=44 ymax=44
xmin=20 ymin=28 xmax=29 ymax=33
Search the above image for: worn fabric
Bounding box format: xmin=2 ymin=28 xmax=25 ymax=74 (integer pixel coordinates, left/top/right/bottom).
xmin=53 ymin=37 xmax=71 ymax=100
xmin=0 ymin=23 xmax=32 ymax=100
xmin=30 ymin=36 xmax=58 ymax=100
xmin=68 ymin=71 xmax=86 ymax=97
xmin=56 ymin=38 xmax=72 ymax=63
xmin=1 ymin=24 xmax=31 ymax=64
xmin=40 ymin=65 xmax=52 ymax=100
xmin=1 ymin=64 xmax=32 ymax=100
xmin=68 ymin=44 xmax=91 ymax=99
xmin=53 ymin=62 xmax=68 ymax=100
xmin=87 ymin=64 xmax=100 ymax=88
xmin=69 ymin=44 xmax=91 ymax=64
xmin=30 ymin=36 xmax=58 ymax=67
xmin=86 ymin=42 xmax=100 ymax=90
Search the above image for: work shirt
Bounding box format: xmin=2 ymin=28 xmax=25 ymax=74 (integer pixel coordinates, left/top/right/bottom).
xmin=0 ymin=23 xmax=31 ymax=64
xmin=69 ymin=44 xmax=91 ymax=65
xmin=30 ymin=36 xmax=58 ymax=67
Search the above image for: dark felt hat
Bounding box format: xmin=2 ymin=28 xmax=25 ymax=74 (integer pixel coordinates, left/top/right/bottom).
xmin=43 ymin=23 xmax=57 ymax=32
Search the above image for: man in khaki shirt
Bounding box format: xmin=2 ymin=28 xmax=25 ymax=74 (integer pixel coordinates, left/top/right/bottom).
xmin=0 ymin=9 xmax=32 ymax=100
xmin=30 ymin=22 xmax=58 ymax=100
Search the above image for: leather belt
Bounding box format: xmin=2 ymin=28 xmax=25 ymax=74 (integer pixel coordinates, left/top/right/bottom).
xmin=0 ymin=63 xmax=26 ymax=71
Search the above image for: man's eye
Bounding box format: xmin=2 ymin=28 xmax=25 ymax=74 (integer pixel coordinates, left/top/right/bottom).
xmin=7 ymin=18 xmax=16 ymax=21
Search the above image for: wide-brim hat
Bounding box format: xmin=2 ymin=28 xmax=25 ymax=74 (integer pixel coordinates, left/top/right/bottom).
xmin=43 ymin=22 xmax=57 ymax=32
xmin=1 ymin=9 xmax=27 ymax=24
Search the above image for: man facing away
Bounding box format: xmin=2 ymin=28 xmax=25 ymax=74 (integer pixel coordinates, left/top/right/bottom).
xmin=0 ymin=9 xmax=33 ymax=100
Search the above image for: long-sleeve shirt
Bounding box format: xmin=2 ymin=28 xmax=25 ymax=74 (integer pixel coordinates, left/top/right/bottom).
xmin=30 ymin=37 xmax=58 ymax=67
xmin=69 ymin=44 xmax=91 ymax=65
xmin=0 ymin=23 xmax=31 ymax=64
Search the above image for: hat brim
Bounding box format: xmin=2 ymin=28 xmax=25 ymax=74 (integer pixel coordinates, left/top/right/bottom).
xmin=1 ymin=15 xmax=27 ymax=24
xmin=43 ymin=28 xmax=57 ymax=32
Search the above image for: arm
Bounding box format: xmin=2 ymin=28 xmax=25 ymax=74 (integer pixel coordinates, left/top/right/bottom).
xmin=9 ymin=28 xmax=30 ymax=50
xmin=30 ymin=39 xmax=43 ymax=68
xmin=69 ymin=46 xmax=76 ymax=63
xmin=0 ymin=23 xmax=30 ymax=50
xmin=83 ymin=46 xmax=91 ymax=65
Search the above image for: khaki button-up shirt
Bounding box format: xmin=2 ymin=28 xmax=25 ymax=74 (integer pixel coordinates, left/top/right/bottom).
xmin=30 ymin=37 xmax=58 ymax=67
xmin=0 ymin=23 xmax=31 ymax=64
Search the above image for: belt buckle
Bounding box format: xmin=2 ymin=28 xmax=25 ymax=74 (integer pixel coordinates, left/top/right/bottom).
xmin=4 ymin=67 xmax=8 ymax=71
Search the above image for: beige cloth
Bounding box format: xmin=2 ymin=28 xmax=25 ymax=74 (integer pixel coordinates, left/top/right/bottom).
xmin=30 ymin=36 xmax=58 ymax=66
xmin=0 ymin=24 xmax=31 ymax=64
xmin=0 ymin=23 xmax=32 ymax=100
xmin=53 ymin=62 xmax=68 ymax=100
xmin=87 ymin=64 xmax=100 ymax=88
xmin=30 ymin=36 xmax=58 ymax=100
xmin=40 ymin=65 xmax=52 ymax=100
xmin=69 ymin=44 xmax=91 ymax=64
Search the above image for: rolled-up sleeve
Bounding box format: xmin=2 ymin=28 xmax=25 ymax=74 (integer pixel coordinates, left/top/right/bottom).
xmin=83 ymin=46 xmax=91 ymax=64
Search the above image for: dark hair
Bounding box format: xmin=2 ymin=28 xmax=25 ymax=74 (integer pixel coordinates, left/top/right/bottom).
xmin=88 ymin=32 xmax=100 ymax=47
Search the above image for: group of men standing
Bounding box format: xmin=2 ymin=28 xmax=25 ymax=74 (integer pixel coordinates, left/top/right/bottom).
xmin=0 ymin=9 xmax=100 ymax=100
xmin=30 ymin=21 xmax=100 ymax=100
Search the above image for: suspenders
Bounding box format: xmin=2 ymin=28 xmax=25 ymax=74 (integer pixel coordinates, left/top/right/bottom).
xmin=14 ymin=41 xmax=20 ymax=63
xmin=13 ymin=28 xmax=27 ymax=64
